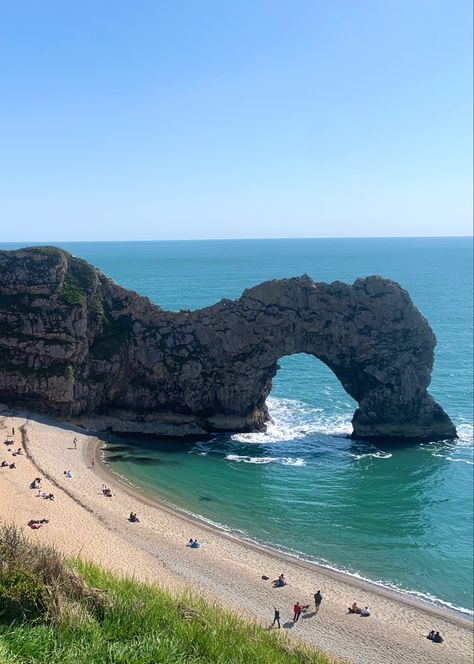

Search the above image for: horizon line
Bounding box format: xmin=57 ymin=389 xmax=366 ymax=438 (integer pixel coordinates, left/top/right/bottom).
xmin=1 ymin=235 xmax=472 ymax=244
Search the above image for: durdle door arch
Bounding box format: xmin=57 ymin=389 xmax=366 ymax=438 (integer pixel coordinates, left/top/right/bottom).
xmin=0 ymin=247 xmax=456 ymax=443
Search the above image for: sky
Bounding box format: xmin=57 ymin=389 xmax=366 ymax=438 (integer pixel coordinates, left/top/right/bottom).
xmin=0 ymin=1 xmax=472 ymax=241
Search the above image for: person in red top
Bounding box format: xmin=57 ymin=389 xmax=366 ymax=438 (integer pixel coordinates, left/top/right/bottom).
xmin=292 ymin=602 xmax=302 ymax=622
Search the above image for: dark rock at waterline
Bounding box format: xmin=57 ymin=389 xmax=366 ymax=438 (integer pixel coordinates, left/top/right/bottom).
xmin=0 ymin=246 xmax=457 ymax=444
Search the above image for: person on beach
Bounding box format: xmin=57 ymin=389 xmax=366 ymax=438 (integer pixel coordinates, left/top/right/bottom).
xmin=129 ymin=512 xmax=140 ymax=522
xmin=361 ymin=606 xmax=370 ymax=616
xmin=272 ymin=574 xmax=286 ymax=588
xmin=348 ymin=602 xmax=361 ymax=614
xmin=190 ymin=539 xmax=200 ymax=548
xmin=314 ymin=590 xmax=323 ymax=612
xmin=73 ymin=437 xmax=77 ymax=449
xmin=292 ymin=602 xmax=302 ymax=622
xmin=427 ymin=630 xmax=435 ymax=641
xmin=270 ymin=607 xmax=281 ymax=628
xmin=433 ymin=631 xmax=444 ymax=643
xmin=12 ymin=427 xmax=14 ymax=436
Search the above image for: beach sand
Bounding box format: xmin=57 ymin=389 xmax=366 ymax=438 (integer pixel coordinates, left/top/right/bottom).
xmin=0 ymin=410 xmax=472 ymax=664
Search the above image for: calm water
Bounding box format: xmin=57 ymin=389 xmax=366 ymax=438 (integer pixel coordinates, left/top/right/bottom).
xmin=2 ymin=238 xmax=473 ymax=613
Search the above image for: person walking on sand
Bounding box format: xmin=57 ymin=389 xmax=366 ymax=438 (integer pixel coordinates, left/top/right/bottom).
xmin=73 ymin=437 xmax=77 ymax=450
xmin=292 ymin=602 xmax=302 ymax=622
xmin=314 ymin=589 xmax=323 ymax=612
xmin=12 ymin=427 xmax=14 ymax=436
xmin=270 ymin=606 xmax=281 ymax=629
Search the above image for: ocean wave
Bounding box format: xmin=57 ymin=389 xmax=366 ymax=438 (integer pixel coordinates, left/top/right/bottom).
xmin=224 ymin=453 xmax=306 ymax=466
xmin=350 ymin=450 xmax=393 ymax=460
xmin=230 ymin=396 xmax=352 ymax=443
xmin=420 ymin=422 xmax=473 ymax=465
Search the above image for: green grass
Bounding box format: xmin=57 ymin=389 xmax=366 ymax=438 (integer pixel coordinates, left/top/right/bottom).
xmin=0 ymin=526 xmax=335 ymax=664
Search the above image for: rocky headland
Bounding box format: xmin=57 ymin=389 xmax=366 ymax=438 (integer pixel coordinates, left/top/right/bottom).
xmin=0 ymin=246 xmax=456 ymax=442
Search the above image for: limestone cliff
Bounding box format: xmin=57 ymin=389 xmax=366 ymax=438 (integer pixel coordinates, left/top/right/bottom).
xmin=0 ymin=247 xmax=456 ymax=443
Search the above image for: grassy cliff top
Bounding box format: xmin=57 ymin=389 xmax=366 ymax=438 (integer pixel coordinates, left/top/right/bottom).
xmin=0 ymin=524 xmax=335 ymax=664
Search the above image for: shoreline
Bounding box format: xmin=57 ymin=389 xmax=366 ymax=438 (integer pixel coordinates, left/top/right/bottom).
xmin=1 ymin=409 xmax=473 ymax=664
xmin=96 ymin=439 xmax=473 ymax=626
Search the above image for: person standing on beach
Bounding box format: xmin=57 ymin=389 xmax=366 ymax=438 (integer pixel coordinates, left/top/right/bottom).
xmin=270 ymin=607 xmax=281 ymax=628
xmin=73 ymin=437 xmax=77 ymax=449
xmin=314 ymin=590 xmax=323 ymax=612
xmin=292 ymin=602 xmax=302 ymax=622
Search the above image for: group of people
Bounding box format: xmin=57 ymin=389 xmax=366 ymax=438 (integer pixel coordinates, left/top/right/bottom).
xmin=129 ymin=512 xmax=140 ymax=522
xmin=187 ymin=538 xmax=200 ymax=548
xmin=1 ymin=436 xmax=22 ymax=469
xmin=270 ymin=589 xmax=324 ymax=628
xmin=427 ymin=630 xmax=444 ymax=643
xmin=63 ymin=469 xmax=73 ymax=479
xmin=102 ymin=485 xmax=112 ymax=497
xmin=348 ymin=601 xmax=370 ymax=616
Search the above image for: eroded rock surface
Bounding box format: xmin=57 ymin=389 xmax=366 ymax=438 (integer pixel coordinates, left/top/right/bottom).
xmin=0 ymin=247 xmax=456 ymax=443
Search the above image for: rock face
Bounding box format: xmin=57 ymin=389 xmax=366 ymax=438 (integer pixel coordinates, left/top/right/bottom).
xmin=0 ymin=247 xmax=456 ymax=443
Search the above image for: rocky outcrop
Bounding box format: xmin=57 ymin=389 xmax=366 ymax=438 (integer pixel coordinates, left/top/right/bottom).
xmin=0 ymin=247 xmax=456 ymax=443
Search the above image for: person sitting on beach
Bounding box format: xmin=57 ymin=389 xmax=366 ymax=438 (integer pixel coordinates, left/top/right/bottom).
xmin=37 ymin=489 xmax=46 ymax=498
xmin=16 ymin=448 xmax=22 ymax=455
xmin=361 ymin=606 xmax=370 ymax=617
xmin=46 ymin=493 xmax=54 ymax=501
xmin=272 ymin=574 xmax=287 ymax=588
xmin=190 ymin=539 xmax=200 ymax=548
xmin=1 ymin=460 xmax=8 ymax=467
xmin=64 ymin=470 xmax=72 ymax=479
xmin=427 ymin=630 xmax=435 ymax=641
xmin=28 ymin=519 xmax=48 ymax=529
xmin=433 ymin=631 xmax=444 ymax=643
xmin=9 ymin=463 xmax=16 ymax=469
xmin=187 ymin=538 xmax=194 ymax=546
xmin=348 ymin=602 xmax=362 ymax=614
xmin=28 ymin=520 xmax=41 ymax=530
xmin=129 ymin=512 xmax=140 ymax=523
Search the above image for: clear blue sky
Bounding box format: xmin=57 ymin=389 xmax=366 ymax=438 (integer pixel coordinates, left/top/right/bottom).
xmin=0 ymin=1 xmax=472 ymax=240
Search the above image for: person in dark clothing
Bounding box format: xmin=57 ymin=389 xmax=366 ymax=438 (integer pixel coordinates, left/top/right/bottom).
xmin=292 ymin=602 xmax=302 ymax=622
xmin=433 ymin=632 xmax=444 ymax=643
xmin=270 ymin=607 xmax=281 ymax=628
xmin=314 ymin=590 xmax=323 ymax=612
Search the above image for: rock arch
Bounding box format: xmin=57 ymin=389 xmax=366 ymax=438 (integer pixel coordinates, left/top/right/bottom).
xmin=0 ymin=248 xmax=456 ymax=443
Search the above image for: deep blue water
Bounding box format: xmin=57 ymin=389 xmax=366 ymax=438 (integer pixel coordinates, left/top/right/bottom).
xmin=2 ymin=237 xmax=472 ymax=613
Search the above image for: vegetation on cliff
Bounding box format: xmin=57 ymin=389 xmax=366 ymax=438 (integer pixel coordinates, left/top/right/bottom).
xmin=0 ymin=525 xmax=334 ymax=664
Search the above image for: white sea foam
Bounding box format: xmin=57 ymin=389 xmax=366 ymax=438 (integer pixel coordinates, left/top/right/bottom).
xmin=224 ymin=453 xmax=306 ymax=466
xmin=230 ymin=396 xmax=352 ymax=443
xmin=350 ymin=450 xmax=393 ymax=460
xmin=420 ymin=422 xmax=473 ymax=465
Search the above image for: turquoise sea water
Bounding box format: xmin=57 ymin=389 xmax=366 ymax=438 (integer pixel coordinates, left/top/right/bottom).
xmin=2 ymin=238 xmax=473 ymax=613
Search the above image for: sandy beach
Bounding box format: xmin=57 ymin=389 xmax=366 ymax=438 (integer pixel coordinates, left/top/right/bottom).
xmin=0 ymin=409 xmax=472 ymax=664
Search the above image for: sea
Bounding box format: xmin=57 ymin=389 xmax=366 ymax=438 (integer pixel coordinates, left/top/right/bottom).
xmin=2 ymin=237 xmax=473 ymax=615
